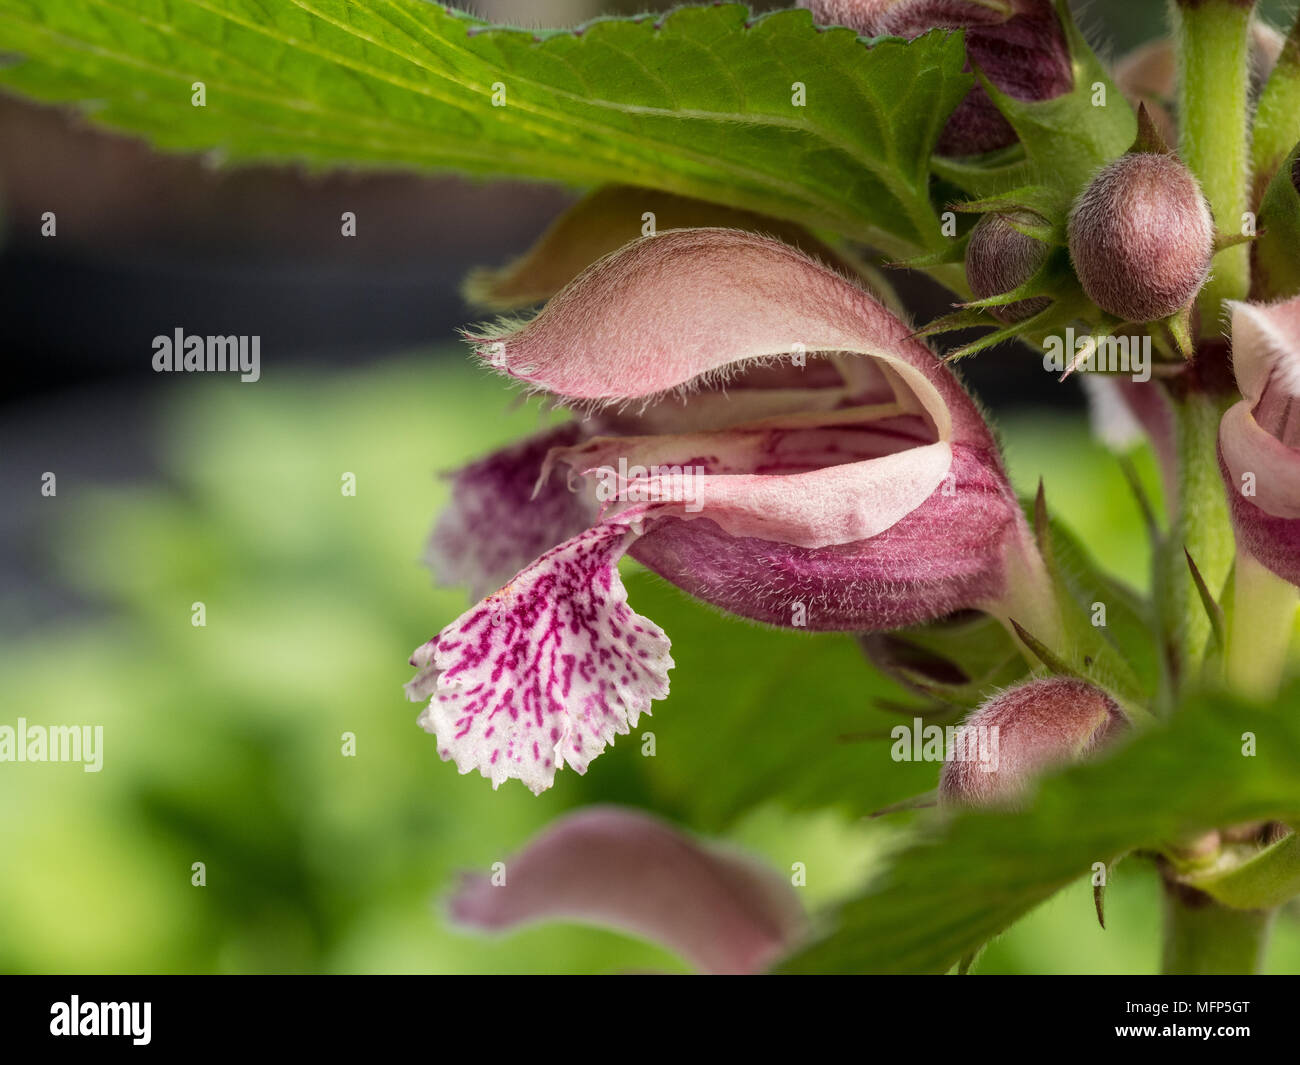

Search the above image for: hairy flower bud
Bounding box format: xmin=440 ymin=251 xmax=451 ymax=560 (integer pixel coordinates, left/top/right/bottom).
xmin=1067 ymin=153 xmax=1213 ymax=322
xmin=964 ymin=211 xmax=1052 ymax=322
xmin=939 ymin=677 xmax=1127 ymax=806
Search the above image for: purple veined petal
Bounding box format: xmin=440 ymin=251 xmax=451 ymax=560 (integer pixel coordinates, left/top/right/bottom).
xmin=466 ymin=229 xmax=997 ymax=454
xmin=626 ymin=442 xmax=1027 ymax=631
xmin=407 ymin=525 xmax=673 ymax=794
xmin=588 ymin=353 xmax=894 ymax=436
xmin=545 ymin=405 xmax=952 ymax=550
xmin=425 ymin=423 xmax=597 ymax=600
xmin=539 ymin=401 xmax=1033 ymax=632
xmin=447 ymin=807 xmax=808 ymax=975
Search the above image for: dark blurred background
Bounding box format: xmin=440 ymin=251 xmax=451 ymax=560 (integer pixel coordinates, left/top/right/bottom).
xmin=2 ymin=0 xmax=1209 ymax=411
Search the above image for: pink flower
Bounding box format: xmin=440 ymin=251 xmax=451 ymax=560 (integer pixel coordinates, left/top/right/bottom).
xmin=1219 ymin=297 xmax=1300 ymax=587
xmin=447 ymin=807 xmax=807 ymax=974
xmin=799 ymin=0 xmax=1073 ymax=155
xmin=408 ymin=229 xmax=1049 ymax=793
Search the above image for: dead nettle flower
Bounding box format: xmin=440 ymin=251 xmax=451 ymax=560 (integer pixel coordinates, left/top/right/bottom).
xmin=964 ymin=210 xmax=1052 ymax=322
xmin=447 ymin=807 xmax=807 ymax=975
xmin=799 ymin=0 xmax=1073 ymax=155
xmin=939 ymin=677 xmax=1128 ymax=806
xmin=1067 ymin=151 xmax=1214 ymax=322
xmin=1218 ymin=297 xmax=1300 ymax=586
xmin=409 ymin=228 xmax=1056 ymax=793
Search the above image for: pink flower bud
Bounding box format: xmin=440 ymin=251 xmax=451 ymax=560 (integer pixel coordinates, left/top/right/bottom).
xmin=1067 ymin=153 xmax=1214 ymax=322
xmin=800 ymin=1 xmax=1072 ymax=155
xmin=938 ymin=677 xmax=1127 ymax=806
xmin=1218 ymin=297 xmax=1300 ymax=586
xmin=964 ymin=211 xmax=1052 ymax=322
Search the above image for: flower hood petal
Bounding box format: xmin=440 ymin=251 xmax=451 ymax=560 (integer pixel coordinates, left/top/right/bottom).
xmin=468 ymin=228 xmax=994 ymax=451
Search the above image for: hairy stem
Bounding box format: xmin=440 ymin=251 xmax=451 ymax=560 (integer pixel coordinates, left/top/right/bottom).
xmin=1174 ymin=0 xmax=1254 ymax=326
xmin=1225 ymin=551 xmax=1299 ymax=699
xmin=1164 ymin=388 xmax=1236 ymax=683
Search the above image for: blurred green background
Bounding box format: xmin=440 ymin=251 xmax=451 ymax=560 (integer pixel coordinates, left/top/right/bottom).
xmin=3 ymin=355 xmax=1299 ymax=973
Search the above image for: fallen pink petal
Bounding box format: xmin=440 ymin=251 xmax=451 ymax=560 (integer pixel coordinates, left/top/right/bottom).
xmin=447 ymin=807 xmax=808 ymax=974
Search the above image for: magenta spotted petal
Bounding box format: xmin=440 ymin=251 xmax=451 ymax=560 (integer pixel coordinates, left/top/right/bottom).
xmin=407 ymin=525 xmax=673 ymax=794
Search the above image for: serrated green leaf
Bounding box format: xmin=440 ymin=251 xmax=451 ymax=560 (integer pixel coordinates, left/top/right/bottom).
xmin=1036 ymin=503 xmax=1163 ymax=703
xmin=780 ymin=684 xmax=1300 ymax=974
xmin=940 ymin=0 xmax=1134 ymax=199
xmin=625 ymin=574 xmax=938 ymax=829
xmin=0 ymin=1 xmax=972 ymax=257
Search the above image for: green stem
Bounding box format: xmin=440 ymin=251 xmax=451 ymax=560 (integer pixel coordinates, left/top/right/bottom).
xmin=1163 ymin=389 xmax=1236 ymax=683
xmin=1225 ymin=551 xmax=1300 ymax=699
xmin=1174 ymin=0 xmax=1254 ymax=325
xmin=1161 ymin=880 xmax=1274 ymax=974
